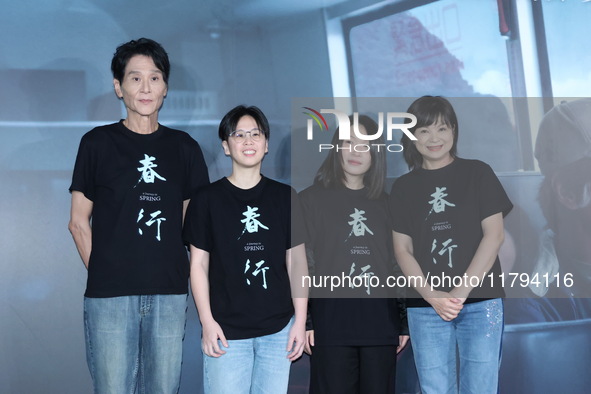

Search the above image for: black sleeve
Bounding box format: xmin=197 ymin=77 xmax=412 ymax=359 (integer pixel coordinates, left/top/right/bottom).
xmin=304 ymin=243 xmax=316 ymax=331
xmin=392 ymin=255 xmax=409 ymax=335
xmin=290 ymin=187 xmax=307 ymax=248
xmin=69 ymin=132 xmax=96 ymax=200
xmin=397 ymin=298 xmax=409 ymax=336
xmin=298 ymin=187 xmax=317 ymax=283
xmin=305 ymin=299 xmax=314 ymax=331
xmin=182 ymin=189 xmax=212 ymax=251
xmin=477 ymin=161 xmax=513 ymax=220
xmin=299 ymin=187 xmax=315 ymax=331
xmin=184 ymin=137 xmax=210 ymax=199
xmin=388 ymin=178 xmax=411 ymax=236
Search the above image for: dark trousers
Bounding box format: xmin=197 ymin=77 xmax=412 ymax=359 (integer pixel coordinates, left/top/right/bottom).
xmin=309 ymin=345 xmax=398 ymax=394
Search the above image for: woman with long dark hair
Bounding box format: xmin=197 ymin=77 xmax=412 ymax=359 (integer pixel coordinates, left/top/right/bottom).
xmin=300 ymin=114 xmax=409 ymax=393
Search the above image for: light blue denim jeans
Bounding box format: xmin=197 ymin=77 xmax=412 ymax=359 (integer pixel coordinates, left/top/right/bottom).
xmin=84 ymin=294 xmax=187 ymax=394
xmin=407 ymin=299 xmax=503 ymax=394
xmin=203 ymin=317 xmax=294 ymax=394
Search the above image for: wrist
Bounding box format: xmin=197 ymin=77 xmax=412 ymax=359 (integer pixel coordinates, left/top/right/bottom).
xmin=419 ymin=287 xmax=436 ymax=300
xmin=199 ymin=314 xmax=216 ymax=325
xmin=451 ymin=284 xmax=472 ymax=299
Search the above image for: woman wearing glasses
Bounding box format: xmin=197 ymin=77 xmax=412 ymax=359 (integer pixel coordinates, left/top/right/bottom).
xmin=183 ymin=105 xmax=308 ymax=393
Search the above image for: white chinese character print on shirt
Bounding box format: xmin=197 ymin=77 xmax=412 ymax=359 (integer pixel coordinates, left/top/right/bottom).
xmin=346 ymin=208 xmax=374 ymax=241
xmin=136 ymin=154 xmax=166 ymax=187
xmin=134 ymin=154 xmax=167 ymax=242
xmin=137 ymin=209 xmax=167 ymax=241
xmin=427 ymin=187 xmax=457 ymax=267
xmin=244 ymin=259 xmax=269 ymax=289
xmin=427 ymin=186 xmax=455 ymax=219
xmin=349 ymin=262 xmax=375 ymax=295
xmin=431 ymin=238 xmax=457 ymax=268
xmin=238 ymin=206 xmax=269 ymax=239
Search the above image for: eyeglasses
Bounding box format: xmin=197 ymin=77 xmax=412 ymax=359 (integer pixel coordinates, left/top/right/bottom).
xmin=228 ymin=128 xmax=264 ymax=142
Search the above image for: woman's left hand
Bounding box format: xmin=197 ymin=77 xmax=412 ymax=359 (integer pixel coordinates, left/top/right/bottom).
xmin=286 ymin=320 xmax=306 ymax=361
xmin=397 ymin=335 xmax=410 ymax=354
xmin=425 ymin=291 xmax=464 ymax=321
xmin=448 ymin=288 xmax=467 ymax=305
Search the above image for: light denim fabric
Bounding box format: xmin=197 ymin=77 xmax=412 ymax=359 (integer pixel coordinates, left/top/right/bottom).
xmin=203 ymin=317 xmax=294 ymax=394
xmin=407 ymin=299 xmax=503 ymax=394
xmin=84 ymin=294 xmax=187 ymax=394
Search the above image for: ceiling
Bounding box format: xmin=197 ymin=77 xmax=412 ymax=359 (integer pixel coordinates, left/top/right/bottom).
xmin=61 ymin=0 xmax=350 ymax=33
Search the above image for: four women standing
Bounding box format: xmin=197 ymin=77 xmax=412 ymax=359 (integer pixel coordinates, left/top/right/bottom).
xmin=71 ymin=45 xmax=511 ymax=394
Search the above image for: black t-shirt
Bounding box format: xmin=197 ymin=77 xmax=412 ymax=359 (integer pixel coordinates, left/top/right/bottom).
xmin=183 ymin=176 xmax=306 ymax=340
xmin=69 ymin=121 xmax=209 ymax=298
xmin=389 ymin=158 xmax=513 ymax=307
xmin=299 ymin=184 xmax=403 ymax=346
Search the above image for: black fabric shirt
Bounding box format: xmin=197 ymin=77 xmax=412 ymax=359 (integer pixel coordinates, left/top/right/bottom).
xmin=69 ymin=121 xmax=209 ymax=298
xmin=183 ymin=176 xmax=306 ymax=340
xmin=299 ymin=184 xmax=405 ymax=346
xmin=389 ymin=158 xmax=513 ymax=307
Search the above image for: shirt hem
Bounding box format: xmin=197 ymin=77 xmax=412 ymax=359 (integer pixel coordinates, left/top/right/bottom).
xmin=84 ymin=288 xmax=188 ymax=298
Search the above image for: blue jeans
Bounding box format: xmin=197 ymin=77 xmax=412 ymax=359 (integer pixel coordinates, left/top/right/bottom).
xmin=407 ymin=299 xmax=503 ymax=394
xmin=203 ymin=317 xmax=294 ymax=394
xmin=84 ymin=294 xmax=187 ymax=394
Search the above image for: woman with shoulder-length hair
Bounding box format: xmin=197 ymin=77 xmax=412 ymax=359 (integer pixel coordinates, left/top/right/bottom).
xmin=300 ymin=114 xmax=409 ymax=394
xmin=183 ymin=105 xmax=308 ymax=394
xmin=389 ymin=96 xmax=513 ymax=393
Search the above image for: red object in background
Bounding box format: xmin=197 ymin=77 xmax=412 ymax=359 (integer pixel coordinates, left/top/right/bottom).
xmin=497 ymin=0 xmax=511 ymax=37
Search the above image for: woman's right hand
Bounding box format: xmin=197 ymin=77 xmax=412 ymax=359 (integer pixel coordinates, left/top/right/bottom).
xmin=304 ymin=330 xmax=314 ymax=355
xmin=201 ymin=319 xmax=228 ymax=357
xmin=425 ymin=291 xmax=464 ymax=321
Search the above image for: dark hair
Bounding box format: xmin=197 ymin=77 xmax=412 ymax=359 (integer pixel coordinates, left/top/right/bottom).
xmin=111 ymin=38 xmax=170 ymax=84
xmin=314 ymin=114 xmax=386 ymax=199
xmin=218 ymin=105 xmax=270 ymax=141
xmin=401 ymin=96 xmax=459 ymax=170
xmin=538 ymin=157 xmax=591 ymax=231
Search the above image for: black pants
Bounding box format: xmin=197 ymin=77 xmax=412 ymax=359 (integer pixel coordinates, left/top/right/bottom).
xmin=309 ymin=345 xmax=398 ymax=394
